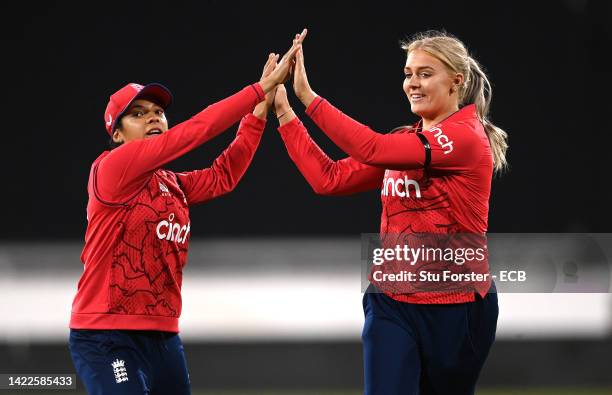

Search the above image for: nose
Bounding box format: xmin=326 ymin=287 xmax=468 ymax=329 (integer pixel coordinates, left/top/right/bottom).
xmin=146 ymin=113 xmax=161 ymax=124
xmin=407 ymin=75 xmax=420 ymax=89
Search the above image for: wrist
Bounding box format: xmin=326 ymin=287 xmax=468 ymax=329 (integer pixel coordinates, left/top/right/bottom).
xmin=274 ymin=105 xmax=291 ymax=115
xmin=253 ymin=102 xmax=270 ymax=120
xmin=276 ymin=107 xmax=293 ymax=120
xmin=277 ymin=108 xmax=296 ymax=126
xmin=259 ymin=77 xmax=278 ymax=94
xmin=298 ymin=90 xmax=317 ymax=108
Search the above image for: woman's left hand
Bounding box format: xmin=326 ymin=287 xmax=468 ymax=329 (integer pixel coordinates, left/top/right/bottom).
xmin=260 ymin=53 xmax=279 ymax=108
xmin=254 ymin=53 xmax=279 ymax=119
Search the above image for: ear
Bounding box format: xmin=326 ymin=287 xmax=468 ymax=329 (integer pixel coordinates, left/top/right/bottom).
xmin=452 ymin=73 xmax=465 ymax=92
xmin=112 ymin=129 xmax=124 ymax=144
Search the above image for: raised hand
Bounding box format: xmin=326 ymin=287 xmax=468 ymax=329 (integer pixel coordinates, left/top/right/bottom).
xmin=263 ymin=53 xmax=279 ymax=101
xmin=293 ymin=43 xmax=317 ymax=107
xmin=273 ymin=84 xmax=296 ymax=125
xmin=260 ymin=29 xmax=308 ymax=93
xmin=253 ymin=53 xmax=279 ymax=119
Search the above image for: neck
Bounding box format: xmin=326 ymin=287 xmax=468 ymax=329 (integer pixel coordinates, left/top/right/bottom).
xmin=421 ymin=106 xmax=459 ymax=130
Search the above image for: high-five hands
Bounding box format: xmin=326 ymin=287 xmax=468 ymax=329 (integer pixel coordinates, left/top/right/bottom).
xmin=259 ymin=29 xmax=308 ymax=93
xmin=258 ymin=28 xmax=317 ymax=121
xmin=253 ymin=53 xmax=280 ymax=119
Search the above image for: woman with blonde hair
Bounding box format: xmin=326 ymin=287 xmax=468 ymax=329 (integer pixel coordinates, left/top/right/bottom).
xmin=274 ymin=31 xmax=507 ymax=394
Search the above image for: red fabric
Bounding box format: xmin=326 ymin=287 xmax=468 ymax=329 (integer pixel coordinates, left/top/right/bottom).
xmin=277 ymin=120 xmax=384 ymax=196
xmin=279 ymin=97 xmax=493 ymax=304
xmin=70 ymin=85 xmax=265 ymax=332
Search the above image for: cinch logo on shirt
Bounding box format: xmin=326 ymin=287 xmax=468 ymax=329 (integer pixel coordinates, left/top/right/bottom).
xmin=156 ymin=213 xmax=190 ymax=244
xmin=381 ymin=176 xmax=422 ymax=198
xmin=427 ymin=127 xmax=453 ymax=154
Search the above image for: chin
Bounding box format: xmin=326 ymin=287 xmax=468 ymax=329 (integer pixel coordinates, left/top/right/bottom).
xmin=410 ymin=104 xmax=426 ymax=118
xmin=413 ymin=103 xmax=439 ymax=120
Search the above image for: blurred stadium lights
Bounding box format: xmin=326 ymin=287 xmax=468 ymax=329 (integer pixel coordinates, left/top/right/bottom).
xmin=1 ymin=238 xmax=610 ymax=343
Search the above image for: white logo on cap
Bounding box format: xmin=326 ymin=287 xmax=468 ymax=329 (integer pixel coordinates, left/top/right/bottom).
xmin=106 ymin=114 xmax=113 ymax=127
xmin=130 ymin=83 xmax=143 ymax=91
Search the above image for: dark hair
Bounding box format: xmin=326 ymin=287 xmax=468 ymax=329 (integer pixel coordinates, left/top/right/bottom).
xmin=108 ymin=117 xmax=124 ymax=149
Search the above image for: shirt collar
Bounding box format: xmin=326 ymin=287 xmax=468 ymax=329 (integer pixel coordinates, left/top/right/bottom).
xmin=413 ymin=103 xmax=477 ymax=131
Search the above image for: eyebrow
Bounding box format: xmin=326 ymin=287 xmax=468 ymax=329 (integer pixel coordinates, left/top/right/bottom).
xmin=404 ymin=66 xmax=435 ymax=71
xmin=127 ymin=103 xmax=162 ymax=111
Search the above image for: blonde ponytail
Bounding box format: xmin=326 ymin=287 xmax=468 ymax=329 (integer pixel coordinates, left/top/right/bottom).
xmin=464 ymin=57 xmax=508 ymax=173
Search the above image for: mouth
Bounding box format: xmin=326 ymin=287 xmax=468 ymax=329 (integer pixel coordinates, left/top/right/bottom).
xmin=146 ymin=129 xmax=162 ymax=136
xmin=409 ymin=94 xmax=426 ymax=103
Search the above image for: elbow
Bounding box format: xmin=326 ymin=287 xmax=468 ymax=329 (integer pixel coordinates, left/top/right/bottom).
xmin=307 ymin=178 xmax=327 ymax=195
xmin=356 ymin=155 xmax=377 ymax=167
xmin=311 ymin=180 xmax=338 ymax=196
xmin=222 ymin=180 xmax=239 ymax=195
xmin=312 ymin=184 xmax=330 ymax=196
xmin=214 ymin=175 xmax=240 ymax=197
xmin=309 ymin=164 xmax=344 ymax=195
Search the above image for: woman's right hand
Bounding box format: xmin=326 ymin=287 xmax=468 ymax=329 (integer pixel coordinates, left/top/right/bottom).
xmin=260 ymin=29 xmax=308 ymax=93
xmin=253 ymin=53 xmax=279 ymax=119
xmin=292 ymin=42 xmax=317 ymax=108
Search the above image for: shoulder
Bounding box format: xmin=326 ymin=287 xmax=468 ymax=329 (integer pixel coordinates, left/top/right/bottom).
xmin=389 ymin=121 xmax=421 ymax=134
xmin=423 ymin=106 xmax=489 ymax=161
xmin=88 ymin=151 xmax=110 ymax=184
xmin=91 ymin=151 xmax=110 ymax=168
xmin=438 ymin=105 xmax=485 ymax=141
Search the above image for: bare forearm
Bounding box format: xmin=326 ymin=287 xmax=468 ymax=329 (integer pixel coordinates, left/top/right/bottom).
xmin=253 ymin=102 xmax=269 ymax=120
xmin=297 ymin=90 xmax=317 ymax=108
xmin=277 ymin=107 xmax=296 ymax=126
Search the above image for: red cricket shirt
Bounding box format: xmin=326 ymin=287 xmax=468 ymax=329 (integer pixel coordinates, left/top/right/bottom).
xmin=70 ymin=84 xmax=265 ymax=332
xmin=278 ymin=97 xmax=493 ymax=304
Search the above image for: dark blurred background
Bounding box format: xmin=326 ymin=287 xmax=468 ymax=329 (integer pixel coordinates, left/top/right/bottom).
xmin=1 ymin=0 xmax=611 ymax=239
xmin=1 ymin=1 xmax=611 ymax=394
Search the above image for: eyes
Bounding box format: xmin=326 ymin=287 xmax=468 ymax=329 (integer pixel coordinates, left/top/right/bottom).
xmin=130 ymin=108 xmax=165 ymax=118
xmin=404 ymin=72 xmax=432 ymax=79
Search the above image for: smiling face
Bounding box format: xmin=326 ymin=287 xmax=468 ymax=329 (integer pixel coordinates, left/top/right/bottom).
xmin=403 ymin=49 xmax=464 ymax=127
xmin=112 ymin=99 xmax=168 ymax=144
